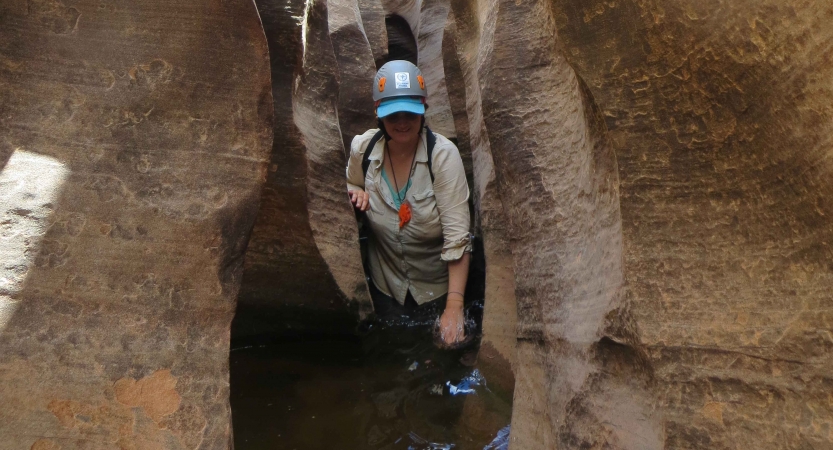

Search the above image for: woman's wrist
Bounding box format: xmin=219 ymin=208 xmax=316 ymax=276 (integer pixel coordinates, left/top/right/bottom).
xmin=445 ymin=292 xmax=464 ymax=310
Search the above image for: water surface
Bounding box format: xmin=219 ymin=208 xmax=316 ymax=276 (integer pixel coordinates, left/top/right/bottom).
xmin=231 ymin=319 xmax=511 ymax=449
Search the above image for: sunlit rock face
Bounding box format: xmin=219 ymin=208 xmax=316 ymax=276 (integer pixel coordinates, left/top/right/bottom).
xmin=548 ymin=0 xmax=833 ymax=448
xmin=0 ymin=0 xmax=272 ymax=447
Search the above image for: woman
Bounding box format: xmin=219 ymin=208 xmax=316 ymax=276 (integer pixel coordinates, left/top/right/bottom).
xmin=346 ymin=60 xmax=471 ymax=346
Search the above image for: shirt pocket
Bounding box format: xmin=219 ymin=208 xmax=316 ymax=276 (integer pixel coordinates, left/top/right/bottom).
xmin=410 ymin=189 xmax=440 ymax=225
xmin=365 ymin=179 xmax=387 ymax=215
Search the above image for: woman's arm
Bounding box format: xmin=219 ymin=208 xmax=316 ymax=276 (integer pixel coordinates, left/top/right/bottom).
xmin=347 ymin=132 xmax=374 ymax=211
xmin=440 ymin=252 xmax=470 ymax=344
xmin=429 ymin=137 xmax=473 ymax=345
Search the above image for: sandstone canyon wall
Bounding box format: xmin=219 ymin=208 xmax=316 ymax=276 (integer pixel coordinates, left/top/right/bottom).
xmin=442 ymin=10 xmax=518 ymax=398
xmin=236 ymin=0 xmax=374 ymax=340
xmin=1 ymin=0 xmax=829 ymax=447
xmin=0 ymin=0 xmax=273 ymax=448
xmin=548 ymin=1 xmax=833 ymax=448
xmin=447 ymin=0 xmax=662 ymax=447
xmin=447 ymin=0 xmax=833 ymax=447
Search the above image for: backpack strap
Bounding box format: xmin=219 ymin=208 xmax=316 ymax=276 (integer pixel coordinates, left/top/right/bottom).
xmin=361 ymin=127 xmax=437 ymax=182
xmin=425 ymin=126 xmax=436 ymax=183
xmin=361 ymin=129 xmax=385 ymax=180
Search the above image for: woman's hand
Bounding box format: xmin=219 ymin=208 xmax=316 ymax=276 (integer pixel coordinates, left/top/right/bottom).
xmin=440 ymin=296 xmax=465 ymax=345
xmin=348 ymin=189 xmax=370 ymax=212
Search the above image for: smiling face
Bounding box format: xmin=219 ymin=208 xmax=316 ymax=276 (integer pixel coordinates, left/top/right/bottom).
xmin=381 ymin=112 xmax=422 ymax=145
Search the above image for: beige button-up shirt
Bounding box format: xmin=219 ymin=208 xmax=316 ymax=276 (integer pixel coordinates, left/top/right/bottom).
xmin=347 ymin=128 xmax=472 ymax=305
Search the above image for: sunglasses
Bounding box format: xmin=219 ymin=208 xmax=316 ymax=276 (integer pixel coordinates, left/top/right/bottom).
xmin=382 ymin=112 xmax=421 ymax=123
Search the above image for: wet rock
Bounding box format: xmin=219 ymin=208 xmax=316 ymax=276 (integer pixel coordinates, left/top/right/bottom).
xmin=0 ymin=0 xmax=272 ymax=446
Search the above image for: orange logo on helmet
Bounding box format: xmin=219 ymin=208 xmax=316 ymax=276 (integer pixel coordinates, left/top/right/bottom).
xmin=378 ymin=77 xmax=386 ymax=92
xmin=417 ymin=75 xmax=425 ymax=90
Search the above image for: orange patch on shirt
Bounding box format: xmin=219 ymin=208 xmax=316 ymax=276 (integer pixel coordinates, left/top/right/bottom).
xmin=399 ymin=202 xmax=412 ymax=228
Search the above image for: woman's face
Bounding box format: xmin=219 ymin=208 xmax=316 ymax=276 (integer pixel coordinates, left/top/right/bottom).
xmin=381 ymin=112 xmax=422 ymax=145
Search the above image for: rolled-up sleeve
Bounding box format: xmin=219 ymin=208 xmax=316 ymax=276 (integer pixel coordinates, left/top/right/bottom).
xmin=431 ymin=142 xmax=472 ymax=261
xmin=346 ymin=131 xmax=373 ymax=192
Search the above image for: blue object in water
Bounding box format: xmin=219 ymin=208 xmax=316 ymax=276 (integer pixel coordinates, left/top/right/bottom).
xmin=483 ymin=426 xmax=510 ymax=450
xmin=446 ymin=369 xmax=486 ymax=396
xmin=407 ymin=431 xmax=455 ymax=449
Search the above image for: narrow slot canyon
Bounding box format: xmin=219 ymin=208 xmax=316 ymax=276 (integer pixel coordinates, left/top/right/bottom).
xmin=229 ymin=3 xmax=511 ymax=447
xmin=1 ymin=0 xmax=832 ymax=449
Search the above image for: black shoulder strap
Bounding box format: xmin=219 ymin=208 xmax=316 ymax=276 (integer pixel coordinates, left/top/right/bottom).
xmin=425 ymin=126 xmax=436 ymax=183
xmin=361 ymin=127 xmax=437 ymax=182
xmin=362 ymin=130 xmax=385 ymax=180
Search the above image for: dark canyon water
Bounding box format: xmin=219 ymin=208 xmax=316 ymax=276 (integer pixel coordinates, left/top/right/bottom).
xmin=230 ymin=304 xmax=512 ymax=449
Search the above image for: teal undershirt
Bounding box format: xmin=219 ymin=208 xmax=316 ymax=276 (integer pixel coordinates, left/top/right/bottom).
xmin=381 ymin=168 xmax=412 ymax=209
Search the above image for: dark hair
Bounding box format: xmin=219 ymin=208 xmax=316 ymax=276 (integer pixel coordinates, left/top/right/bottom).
xmin=377 ymin=118 xmax=391 ymax=140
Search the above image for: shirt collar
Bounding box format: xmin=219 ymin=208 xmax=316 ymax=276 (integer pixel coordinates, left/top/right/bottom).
xmin=367 ymin=128 xmax=429 ymax=163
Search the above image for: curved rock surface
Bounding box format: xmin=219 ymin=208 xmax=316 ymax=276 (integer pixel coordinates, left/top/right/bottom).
xmin=237 ymin=0 xmax=373 ymax=340
xmin=296 ymin=0 xmax=373 ymax=320
xmin=329 ymin=0 xmax=378 ymax=152
xmin=447 ymin=0 xmax=661 ymax=447
xmin=442 ymin=10 xmax=516 ymax=398
xmin=2 ymin=0 xmax=828 ymax=447
xmin=417 ymin=0 xmax=455 ymax=137
xmin=549 ymin=0 xmax=833 ymax=448
xmin=358 ymin=0 xmax=390 ymax=67
xmin=0 ymin=0 xmax=272 ymax=447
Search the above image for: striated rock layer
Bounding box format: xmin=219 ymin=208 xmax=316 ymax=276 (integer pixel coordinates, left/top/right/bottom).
xmin=441 ymin=0 xmax=833 ymax=447
xmin=358 ymin=0 xmax=389 ymax=67
xmin=442 ymin=10 xmax=516 ymax=398
xmin=447 ymin=0 xmax=662 ymax=447
xmin=0 ymin=0 xmax=273 ymax=447
xmin=549 ymin=0 xmax=833 ymax=448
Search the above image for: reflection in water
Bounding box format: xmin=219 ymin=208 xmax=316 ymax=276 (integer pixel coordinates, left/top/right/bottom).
xmin=231 ymin=302 xmax=511 ymax=449
xmin=0 ymin=149 xmax=68 ymax=330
